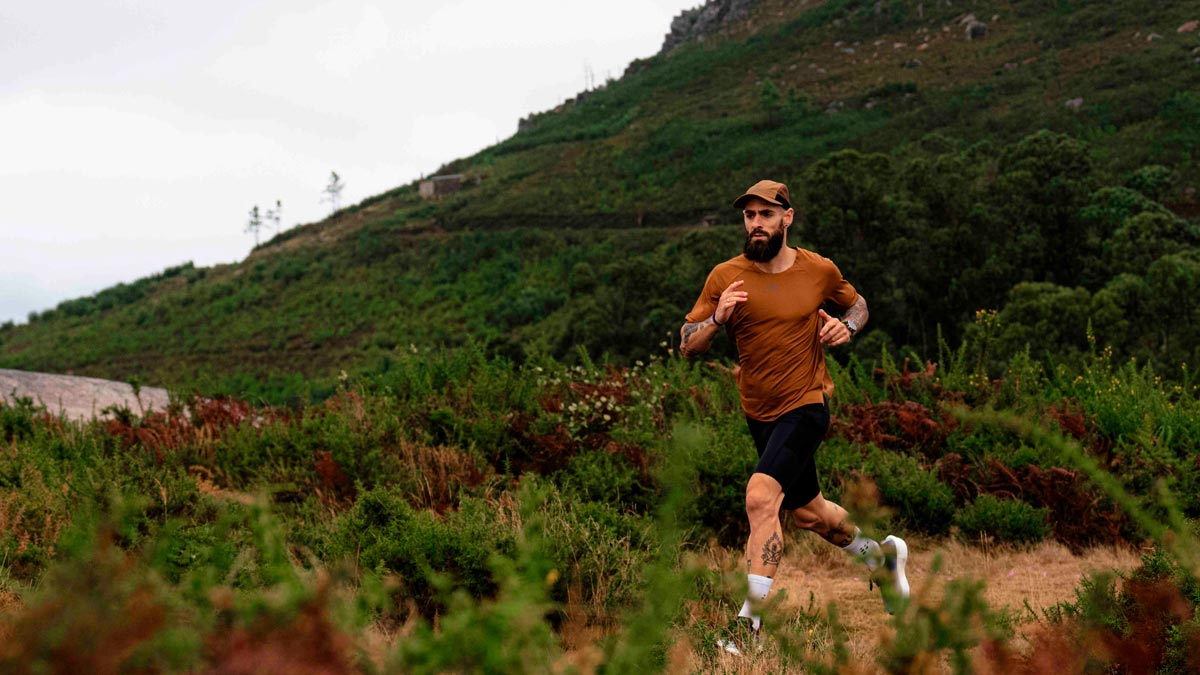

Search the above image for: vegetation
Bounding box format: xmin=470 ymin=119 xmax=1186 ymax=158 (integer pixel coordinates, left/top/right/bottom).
xmin=2 ymin=0 xmax=1198 ymax=390
xmin=0 ymin=339 xmax=1198 ymax=671
xmin=2 ymin=0 xmax=1200 ymax=670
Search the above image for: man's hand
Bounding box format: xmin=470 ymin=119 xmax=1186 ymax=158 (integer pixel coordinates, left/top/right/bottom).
xmin=818 ymin=309 xmax=852 ymax=346
xmin=714 ymin=280 xmax=748 ymax=325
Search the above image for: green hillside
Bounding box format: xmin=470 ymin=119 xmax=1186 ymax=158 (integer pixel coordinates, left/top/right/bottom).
xmin=2 ymin=0 xmax=1199 ymax=398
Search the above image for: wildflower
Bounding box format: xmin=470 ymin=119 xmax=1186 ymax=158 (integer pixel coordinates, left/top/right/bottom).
xmin=603 ymin=414 xmax=611 ymax=422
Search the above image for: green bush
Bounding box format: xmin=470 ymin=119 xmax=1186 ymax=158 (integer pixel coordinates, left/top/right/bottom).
xmin=955 ymin=494 xmax=1050 ymax=545
xmin=866 ymin=448 xmax=956 ymax=535
xmin=322 ymin=488 xmax=513 ymax=617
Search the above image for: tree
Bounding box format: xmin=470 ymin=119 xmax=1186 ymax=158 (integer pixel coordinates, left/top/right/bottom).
xmin=264 ymin=199 xmax=283 ymax=233
xmin=245 ymin=205 xmax=263 ymax=246
xmin=323 ymin=172 xmax=345 ymax=215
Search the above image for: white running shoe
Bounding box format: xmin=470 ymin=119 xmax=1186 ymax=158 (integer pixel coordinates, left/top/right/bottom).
xmin=715 ymin=617 xmax=760 ymax=656
xmin=877 ymin=535 xmax=910 ymax=614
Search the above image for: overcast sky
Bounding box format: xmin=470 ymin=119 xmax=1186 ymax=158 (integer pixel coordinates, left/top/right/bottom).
xmin=0 ymin=0 xmax=699 ymax=325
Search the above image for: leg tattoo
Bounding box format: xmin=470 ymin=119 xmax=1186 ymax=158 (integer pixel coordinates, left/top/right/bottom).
xmin=824 ymin=517 xmax=854 ymax=547
xmin=760 ymin=532 xmax=784 ymax=567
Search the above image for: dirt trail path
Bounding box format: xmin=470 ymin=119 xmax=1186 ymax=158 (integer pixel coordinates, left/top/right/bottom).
xmin=680 ymin=536 xmax=1142 ymax=673
xmin=0 ymin=368 xmax=171 ymax=420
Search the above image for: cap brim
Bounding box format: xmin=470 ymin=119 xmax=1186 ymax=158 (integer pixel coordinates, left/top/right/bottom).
xmin=733 ymin=193 xmax=787 ymax=209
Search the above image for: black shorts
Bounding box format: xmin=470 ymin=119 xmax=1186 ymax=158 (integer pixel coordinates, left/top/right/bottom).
xmin=745 ymin=402 xmax=830 ymax=511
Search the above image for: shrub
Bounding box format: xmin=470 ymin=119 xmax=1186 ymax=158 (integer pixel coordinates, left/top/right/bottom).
xmin=866 ymin=447 xmax=956 ymax=535
xmin=955 ymin=494 xmax=1050 ymax=545
xmin=322 ymin=488 xmax=513 ymax=618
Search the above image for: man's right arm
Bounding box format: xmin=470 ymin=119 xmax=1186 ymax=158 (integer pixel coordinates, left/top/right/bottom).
xmin=680 ymin=315 xmax=721 ymax=358
xmin=680 ymin=279 xmax=746 ymax=359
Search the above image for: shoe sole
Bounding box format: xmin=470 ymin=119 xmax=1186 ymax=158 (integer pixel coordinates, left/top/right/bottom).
xmin=883 ymin=535 xmax=910 ymax=601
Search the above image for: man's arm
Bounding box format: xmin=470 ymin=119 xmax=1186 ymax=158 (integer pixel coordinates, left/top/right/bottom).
xmin=818 ymin=293 xmax=869 ymax=346
xmin=681 ymin=279 xmax=747 ymax=358
xmin=843 ymin=294 xmax=869 ymax=333
xmin=680 ymin=316 xmax=721 ymax=358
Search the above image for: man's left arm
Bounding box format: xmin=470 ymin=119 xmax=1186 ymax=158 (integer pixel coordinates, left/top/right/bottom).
xmin=842 ymin=294 xmax=869 ymax=335
xmin=817 ymin=293 xmax=868 ymax=346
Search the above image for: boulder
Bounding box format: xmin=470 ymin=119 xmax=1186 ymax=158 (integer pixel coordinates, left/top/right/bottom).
xmin=1179 ymin=20 xmax=1198 ymax=33
xmin=966 ymin=20 xmax=988 ymax=40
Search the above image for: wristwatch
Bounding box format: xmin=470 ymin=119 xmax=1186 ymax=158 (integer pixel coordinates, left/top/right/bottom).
xmin=841 ymin=319 xmax=857 ymax=336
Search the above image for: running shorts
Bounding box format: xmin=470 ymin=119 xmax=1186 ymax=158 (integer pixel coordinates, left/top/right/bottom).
xmin=745 ymin=401 xmax=830 ymax=511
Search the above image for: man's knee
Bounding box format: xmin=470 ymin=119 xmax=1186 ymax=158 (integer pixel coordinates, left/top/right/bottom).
xmin=745 ymin=473 xmax=783 ymax=518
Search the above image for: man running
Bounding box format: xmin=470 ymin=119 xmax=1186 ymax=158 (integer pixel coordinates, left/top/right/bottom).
xmin=680 ymin=179 xmax=909 ymax=655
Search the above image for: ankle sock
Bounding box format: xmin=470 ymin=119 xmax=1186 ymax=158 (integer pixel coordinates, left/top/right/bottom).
xmin=737 ymin=573 xmax=773 ymax=630
xmin=842 ymin=528 xmax=882 ymax=571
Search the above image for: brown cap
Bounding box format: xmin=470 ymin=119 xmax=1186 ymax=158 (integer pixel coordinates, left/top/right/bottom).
xmin=733 ymin=179 xmax=792 ymax=210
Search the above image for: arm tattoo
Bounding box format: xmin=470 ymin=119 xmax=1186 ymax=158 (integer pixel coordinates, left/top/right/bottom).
xmin=680 ymin=316 xmax=714 ymax=350
xmin=843 ymin=295 xmax=869 ymax=331
xmin=760 ymin=532 xmax=784 ymax=567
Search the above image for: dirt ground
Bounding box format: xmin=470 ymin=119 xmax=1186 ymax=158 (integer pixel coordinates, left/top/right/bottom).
xmin=675 ymin=535 xmax=1143 ymax=674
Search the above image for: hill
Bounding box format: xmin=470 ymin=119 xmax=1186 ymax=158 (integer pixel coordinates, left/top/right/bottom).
xmin=2 ymin=0 xmax=1199 ymax=399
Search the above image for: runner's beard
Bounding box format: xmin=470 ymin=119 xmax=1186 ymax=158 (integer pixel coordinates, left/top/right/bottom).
xmin=744 ymin=228 xmax=784 ymax=262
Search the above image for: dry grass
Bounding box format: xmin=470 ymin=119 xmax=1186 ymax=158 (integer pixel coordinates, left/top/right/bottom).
xmin=671 ymin=535 xmax=1142 ymax=674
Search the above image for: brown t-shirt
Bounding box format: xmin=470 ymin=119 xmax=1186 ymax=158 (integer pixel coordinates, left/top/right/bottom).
xmin=686 ymin=248 xmax=858 ymax=421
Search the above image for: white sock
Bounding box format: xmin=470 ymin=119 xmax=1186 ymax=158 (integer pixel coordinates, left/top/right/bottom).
xmin=842 ymin=528 xmax=882 ymax=571
xmin=737 ymin=573 xmax=773 ymax=630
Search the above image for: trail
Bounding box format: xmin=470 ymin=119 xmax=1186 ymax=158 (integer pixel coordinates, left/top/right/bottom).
xmin=680 ymin=536 xmax=1141 ymax=673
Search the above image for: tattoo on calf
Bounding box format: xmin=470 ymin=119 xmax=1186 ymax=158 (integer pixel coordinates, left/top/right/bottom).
xmin=760 ymin=532 xmax=784 ymax=567
xmin=824 ymin=517 xmax=853 ymax=547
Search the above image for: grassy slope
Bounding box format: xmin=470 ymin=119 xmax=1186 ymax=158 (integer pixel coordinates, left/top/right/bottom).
xmin=1 ymin=0 xmax=1198 ymax=391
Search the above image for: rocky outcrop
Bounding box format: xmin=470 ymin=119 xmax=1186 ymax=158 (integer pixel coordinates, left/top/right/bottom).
xmin=660 ymin=0 xmax=760 ymax=54
xmin=0 ymin=368 xmax=170 ymax=421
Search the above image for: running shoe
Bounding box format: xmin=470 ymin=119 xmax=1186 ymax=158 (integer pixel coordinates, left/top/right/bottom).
xmin=715 ymin=616 xmax=760 ymax=656
xmin=875 ymin=534 xmax=910 ymax=614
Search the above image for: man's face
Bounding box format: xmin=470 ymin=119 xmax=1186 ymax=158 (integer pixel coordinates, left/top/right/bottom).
xmin=741 ymin=196 xmax=792 ymax=262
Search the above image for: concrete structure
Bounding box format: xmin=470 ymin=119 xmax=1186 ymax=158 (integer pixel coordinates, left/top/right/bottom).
xmin=419 ymin=174 xmax=465 ymax=199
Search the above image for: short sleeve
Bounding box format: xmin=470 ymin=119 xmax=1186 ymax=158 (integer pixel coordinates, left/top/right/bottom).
xmin=825 ymin=259 xmax=858 ymax=309
xmin=685 ymin=268 xmax=724 ymax=323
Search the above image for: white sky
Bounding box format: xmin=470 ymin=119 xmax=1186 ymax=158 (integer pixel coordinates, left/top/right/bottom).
xmin=0 ymin=0 xmax=699 ymax=324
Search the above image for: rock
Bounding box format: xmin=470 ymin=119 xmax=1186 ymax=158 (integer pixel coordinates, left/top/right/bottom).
xmin=0 ymin=368 xmax=171 ymax=421
xmin=1004 ymin=62 xmax=1018 ymax=70
xmin=835 ymin=40 xmax=846 ymax=47
xmin=842 ymin=47 xmax=856 ymax=54
xmin=660 ymin=0 xmax=760 ymax=54
xmin=966 ymin=21 xmax=988 ymax=40
xmin=1147 ymin=32 xmax=1163 ymax=42
xmin=916 ymin=43 xmax=930 ymax=52
xmin=1065 ymin=97 xmax=1084 ymax=111
xmin=903 ymin=59 xmax=923 ymax=68
xmin=959 ymin=13 xmax=977 ymax=25
xmin=893 ymin=42 xmax=906 ymax=49
xmin=1179 ymin=20 xmax=1199 ymax=33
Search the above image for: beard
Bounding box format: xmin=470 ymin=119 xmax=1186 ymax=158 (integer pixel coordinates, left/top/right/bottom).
xmin=743 ymin=228 xmax=785 ymax=262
